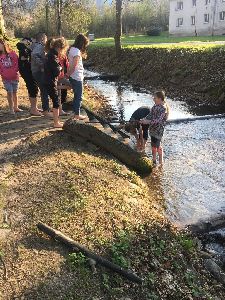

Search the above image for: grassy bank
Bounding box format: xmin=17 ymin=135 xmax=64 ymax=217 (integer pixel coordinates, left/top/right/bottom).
xmin=87 ymin=46 xmax=225 ymax=110
xmin=0 ymin=79 xmax=224 ymax=298
xmin=88 ymin=33 xmax=225 ymax=48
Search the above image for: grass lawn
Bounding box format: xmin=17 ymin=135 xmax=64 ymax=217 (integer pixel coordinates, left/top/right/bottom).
xmin=86 ymin=32 xmax=225 ymax=49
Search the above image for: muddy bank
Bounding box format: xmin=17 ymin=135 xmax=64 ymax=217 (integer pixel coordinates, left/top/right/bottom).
xmin=87 ymin=46 xmax=225 ymax=113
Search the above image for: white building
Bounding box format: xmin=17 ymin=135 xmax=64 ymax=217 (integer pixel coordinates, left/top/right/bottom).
xmin=169 ymin=0 xmax=225 ymax=36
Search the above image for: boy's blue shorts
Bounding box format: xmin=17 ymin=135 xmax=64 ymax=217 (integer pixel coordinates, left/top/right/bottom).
xmin=3 ymin=80 xmax=19 ymax=93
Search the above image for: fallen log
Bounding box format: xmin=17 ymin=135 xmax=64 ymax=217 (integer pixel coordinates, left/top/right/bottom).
xmin=37 ymin=222 xmax=143 ymax=284
xmin=82 ymin=104 xmax=130 ymax=139
xmin=167 ymin=113 xmax=225 ymax=125
xmin=63 ymin=119 xmax=152 ymax=175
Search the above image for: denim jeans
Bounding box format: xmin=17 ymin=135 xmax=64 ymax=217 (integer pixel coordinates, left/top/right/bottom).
xmin=32 ymin=71 xmax=50 ymax=111
xmin=69 ymin=78 xmax=83 ymax=115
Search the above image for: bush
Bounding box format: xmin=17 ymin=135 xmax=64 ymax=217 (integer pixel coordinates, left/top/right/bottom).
xmin=146 ymin=28 xmax=162 ymax=36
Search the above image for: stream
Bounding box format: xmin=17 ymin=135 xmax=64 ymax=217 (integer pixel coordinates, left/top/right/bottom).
xmin=85 ymin=70 xmax=225 ymax=229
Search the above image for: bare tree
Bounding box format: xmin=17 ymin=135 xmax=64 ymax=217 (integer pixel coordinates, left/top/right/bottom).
xmin=56 ymin=0 xmax=62 ymax=36
xmin=0 ymin=0 xmax=6 ymax=36
xmin=114 ymin=0 xmax=122 ymax=58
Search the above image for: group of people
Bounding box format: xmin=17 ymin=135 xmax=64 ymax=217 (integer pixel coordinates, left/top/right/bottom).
xmin=0 ymin=32 xmax=168 ymax=165
xmin=0 ymin=32 xmax=89 ymax=127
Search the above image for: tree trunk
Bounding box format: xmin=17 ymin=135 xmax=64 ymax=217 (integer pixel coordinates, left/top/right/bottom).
xmin=114 ymin=0 xmax=122 ymax=58
xmin=56 ymin=0 xmax=62 ymax=36
xmin=63 ymin=119 xmax=152 ymax=175
xmin=0 ymin=0 xmax=6 ymax=36
xmin=37 ymin=222 xmax=143 ymax=284
xmin=45 ymin=0 xmax=49 ymax=36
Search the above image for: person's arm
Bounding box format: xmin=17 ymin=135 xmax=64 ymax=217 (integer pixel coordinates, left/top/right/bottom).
xmin=66 ymin=55 xmax=79 ymax=77
xmin=140 ymin=112 xmax=152 ymax=125
xmin=150 ymin=112 xmax=166 ymax=125
xmin=50 ymin=57 xmax=62 ymax=78
xmin=12 ymin=52 xmax=19 ymax=73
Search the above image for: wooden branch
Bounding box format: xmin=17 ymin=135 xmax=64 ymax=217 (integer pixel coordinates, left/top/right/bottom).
xmin=37 ymin=222 xmax=143 ymax=284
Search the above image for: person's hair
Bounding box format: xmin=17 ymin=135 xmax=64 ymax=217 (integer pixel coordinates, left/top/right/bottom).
xmin=155 ymin=90 xmax=170 ymax=120
xmin=72 ymin=33 xmax=89 ymax=54
xmin=36 ymin=32 xmax=46 ymax=42
xmin=0 ymin=39 xmax=11 ymax=55
xmin=45 ymin=37 xmax=54 ymax=53
xmin=154 ymin=91 xmax=165 ymax=102
xmin=51 ymin=37 xmax=68 ymax=52
xmin=124 ymin=121 xmax=138 ymax=135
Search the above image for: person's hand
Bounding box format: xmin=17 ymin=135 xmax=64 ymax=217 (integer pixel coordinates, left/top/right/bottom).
xmin=140 ymin=119 xmax=148 ymax=125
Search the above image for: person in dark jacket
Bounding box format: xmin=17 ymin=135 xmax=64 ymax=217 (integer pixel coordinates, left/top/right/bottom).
xmin=43 ymin=37 xmax=68 ymax=128
xmin=16 ymin=38 xmax=41 ymax=115
xmin=125 ymin=106 xmax=151 ymax=152
xmin=31 ymin=32 xmax=51 ymax=117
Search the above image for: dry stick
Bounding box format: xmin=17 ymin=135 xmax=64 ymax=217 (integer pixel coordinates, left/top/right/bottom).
xmin=37 ymin=222 xmax=143 ymax=284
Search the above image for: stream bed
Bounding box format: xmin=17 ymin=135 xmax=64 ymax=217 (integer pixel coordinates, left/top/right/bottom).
xmin=85 ymin=70 xmax=225 ymax=229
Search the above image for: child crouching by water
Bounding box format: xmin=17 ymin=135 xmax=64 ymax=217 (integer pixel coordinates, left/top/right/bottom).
xmin=140 ymin=91 xmax=169 ymax=165
xmin=125 ymin=106 xmax=151 ymax=152
xmin=43 ymin=37 xmax=68 ymax=128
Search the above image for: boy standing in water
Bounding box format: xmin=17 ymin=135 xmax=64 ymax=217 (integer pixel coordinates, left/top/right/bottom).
xmin=125 ymin=106 xmax=151 ymax=151
xmin=140 ymin=91 xmax=169 ymax=165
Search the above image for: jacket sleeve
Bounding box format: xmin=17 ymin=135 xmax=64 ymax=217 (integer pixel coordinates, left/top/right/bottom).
xmin=31 ymin=44 xmax=45 ymax=68
xmin=12 ymin=52 xmax=19 ymax=73
xmin=16 ymin=43 xmax=28 ymax=58
xmin=50 ymin=57 xmax=62 ymax=78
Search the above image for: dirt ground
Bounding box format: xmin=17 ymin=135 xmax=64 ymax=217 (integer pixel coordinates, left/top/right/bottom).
xmin=0 ymin=80 xmax=225 ymax=300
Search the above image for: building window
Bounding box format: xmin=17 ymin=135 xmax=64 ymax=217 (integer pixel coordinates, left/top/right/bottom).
xmin=220 ymin=11 xmax=225 ymax=20
xmin=176 ymin=18 xmax=183 ymax=27
xmin=177 ymin=1 xmax=183 ymax=10
xmin=205 ymin=0 xmax=210 ymax=5
xmin=191 ymin=16 xmax=196 ymax=25
xmin=204 ymin=13 xmax=209 ymax=23
xmin=193 ymin=0 xmax=196 ymax=6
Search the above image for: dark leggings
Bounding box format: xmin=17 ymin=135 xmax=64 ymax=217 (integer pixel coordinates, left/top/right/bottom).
xmin=137 ymin=124 xmax=149 ymax=140
xmin=61 ymin=89 xmax=67 ymax=104
xmin=19 ymin=66 xmax=38 ymax=98
xmin=45 ymin=84 xmax=60 ymax=109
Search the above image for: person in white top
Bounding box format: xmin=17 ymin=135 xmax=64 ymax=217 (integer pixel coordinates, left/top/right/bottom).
xmin=66 ymin=34 xmax=89 ymax=120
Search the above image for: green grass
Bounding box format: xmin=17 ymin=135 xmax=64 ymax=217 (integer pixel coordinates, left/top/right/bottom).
xmin=86 ymin=32 xmax=225 ymax=50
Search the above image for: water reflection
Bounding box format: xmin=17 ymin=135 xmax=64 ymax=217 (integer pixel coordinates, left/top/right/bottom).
xmin=116 ymin=85 xmax=125 ymax=122
xmin=85 ymin=70 xmax=193 ymax=121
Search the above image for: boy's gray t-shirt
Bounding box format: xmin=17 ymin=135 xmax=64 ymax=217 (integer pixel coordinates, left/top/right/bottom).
xmin=31 ymin=42 xmax=45 ymax=74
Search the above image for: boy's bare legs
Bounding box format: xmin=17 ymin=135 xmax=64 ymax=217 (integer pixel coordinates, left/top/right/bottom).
xmin=53 ymin=108 xmax=63 ymax=128
xmin=13 ymin=92 xmax=23 ymax=112
xmin=142 ymin=139 xmax=147 ymax=151
xmin=152 ymin=146 xmax=157 ymax=164
xmin=7 ymin=92 xmax=14 ymax=114
xmin=30 ymin=97 xmax=42 ymax=116
xmin=158 ymin=146 xmax=164 ymax=165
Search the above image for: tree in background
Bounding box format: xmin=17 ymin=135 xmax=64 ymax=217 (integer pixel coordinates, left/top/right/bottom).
xmin=115 ymin=0 xmax=122 ymax=57
xmin=0 ymin=0 xmax=6 ymax=37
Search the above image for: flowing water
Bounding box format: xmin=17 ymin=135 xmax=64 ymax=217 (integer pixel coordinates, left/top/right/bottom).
xmin=85 ymin=71 xmax=225 ymax=227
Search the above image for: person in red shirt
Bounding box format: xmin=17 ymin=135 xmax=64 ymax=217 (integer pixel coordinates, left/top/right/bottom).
xmin=0 ymin=39 xmax=22 ymax=114
xmin=58 ymin=53 xmax=71 ymax=115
